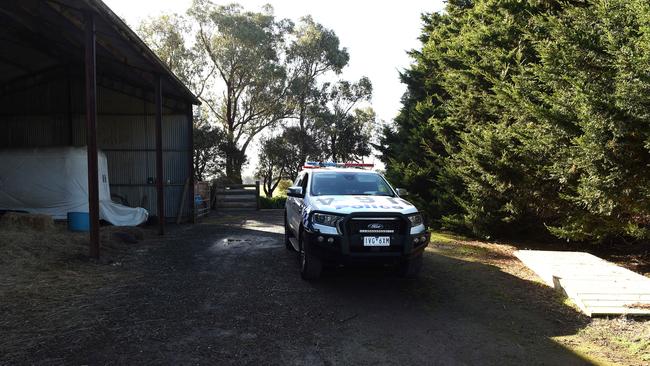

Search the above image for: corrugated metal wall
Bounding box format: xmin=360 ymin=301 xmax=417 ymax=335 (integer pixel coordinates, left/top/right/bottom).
xmin=0 ymin=77 xmax=192 ymax=220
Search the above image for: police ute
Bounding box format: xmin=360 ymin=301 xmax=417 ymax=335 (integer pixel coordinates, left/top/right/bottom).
xmin=284 ymin=162 xmax=430 ymax=280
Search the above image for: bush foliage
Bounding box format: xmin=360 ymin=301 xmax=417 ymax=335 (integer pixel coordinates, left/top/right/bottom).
xmin=259 ymin=196 xmax=287 ymax=209
xmin=379 ymin=0 xmax=650 ymax=243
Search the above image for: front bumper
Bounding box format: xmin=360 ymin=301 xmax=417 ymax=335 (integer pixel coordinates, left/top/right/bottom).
xmin=304 ymin=214 xmax=429 ymax=265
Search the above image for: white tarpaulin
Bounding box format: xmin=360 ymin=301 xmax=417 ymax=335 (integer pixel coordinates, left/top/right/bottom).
xmin=0 ymin=147 xmax=148 ymax=226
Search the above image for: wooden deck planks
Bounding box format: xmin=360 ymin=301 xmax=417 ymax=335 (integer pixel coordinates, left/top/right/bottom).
xmin=515 ymin=250 xmax=650 ymax=317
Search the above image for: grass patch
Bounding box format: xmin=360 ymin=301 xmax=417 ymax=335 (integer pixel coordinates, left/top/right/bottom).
xmin=445 ymin=243 xmax=492 ymax=258
xmin=429 ymin=231 xmax=501 ymax=263
xmin=430 ymin=230 xmax=650 ymax=365
xmin=562 ymin=318 xmax=650 ymax=364
xmin=429 ymin=231 xmax=461 ymax=244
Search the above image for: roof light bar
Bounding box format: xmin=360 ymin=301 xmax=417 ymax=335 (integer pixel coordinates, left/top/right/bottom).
xmin=302 ymin=161 xmax=375 ymax=169
xmin=343 ymin=163 xmax=374 ymax=168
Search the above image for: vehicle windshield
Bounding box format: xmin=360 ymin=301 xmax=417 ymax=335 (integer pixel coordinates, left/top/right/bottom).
xmin=311 ymin=171 xmax=395 ymax=196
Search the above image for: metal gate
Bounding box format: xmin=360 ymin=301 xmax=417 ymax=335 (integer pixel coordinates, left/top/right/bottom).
xmin=194 ymin=181 xmax=211 ymax=220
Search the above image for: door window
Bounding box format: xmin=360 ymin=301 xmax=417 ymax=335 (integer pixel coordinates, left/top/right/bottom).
xmin=301 ymin=173 xmax=309 ymax=194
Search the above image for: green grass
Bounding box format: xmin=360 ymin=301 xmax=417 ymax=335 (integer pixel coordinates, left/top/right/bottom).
xmin=428 ymin=231 xmax=469 ymax=244
xmin=613 ymin=335 xmax=650 ymax=360
xmin=570 ymin=318 xmax=650 ymax=364
xmin=429 ymin=228 xmax=650 ymax=366
xmin=429 ymin=232 xmax=457 ymax=244
xmin=428 ymin=231 xmax=492 ymax=260
xmin=453 ymin=244 xmax=493 ymax=257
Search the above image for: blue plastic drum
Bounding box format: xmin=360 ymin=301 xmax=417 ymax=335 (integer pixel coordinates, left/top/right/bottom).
xmin=67 ymin=212 xmax=90 ymax=232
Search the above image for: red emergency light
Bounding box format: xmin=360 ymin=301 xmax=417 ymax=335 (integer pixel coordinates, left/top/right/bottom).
xmin=302 ymin=162 xmax=375 ymax=169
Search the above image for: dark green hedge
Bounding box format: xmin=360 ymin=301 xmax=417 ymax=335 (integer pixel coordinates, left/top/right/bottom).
xmin=379 ymin=0 xmax=650 ymax=244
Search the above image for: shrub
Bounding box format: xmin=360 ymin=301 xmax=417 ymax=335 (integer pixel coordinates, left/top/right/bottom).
xmin=259 ymin=196 xmax=286 ymax=209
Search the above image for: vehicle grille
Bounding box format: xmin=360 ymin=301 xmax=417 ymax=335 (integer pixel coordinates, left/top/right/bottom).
xmin=345 ymin=216 xmax=408 ymax=253
xmin=346 ymin=217 xmax=407 ymax=235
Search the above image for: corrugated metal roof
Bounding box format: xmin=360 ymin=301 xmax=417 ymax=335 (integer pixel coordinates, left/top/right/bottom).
xmin=0 ymin=0 xmax=200 ymax=105
xmin=87 ymin=0 xmax=200 ymax=105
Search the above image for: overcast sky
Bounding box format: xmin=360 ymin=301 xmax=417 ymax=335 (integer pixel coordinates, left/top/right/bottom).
xmin=103 ymin=0 xmax=446 ymax=177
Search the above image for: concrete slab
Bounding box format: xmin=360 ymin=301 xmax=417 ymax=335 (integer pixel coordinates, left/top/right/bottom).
xmin=515 ymin=250 xmax=650 ymax=317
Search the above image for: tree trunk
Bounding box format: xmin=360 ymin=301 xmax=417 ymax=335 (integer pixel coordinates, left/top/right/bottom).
xmin=298 ymin=102 xmax=307 ymax=165
xmin=269 ymin=171 xmax=284 ymax=198
xmin=223 ymin=131 xmax=244 ymax=184
xmin=224 ymin=154 xmax=243 ymax=184
xmin=193 ymin=152 xmax=203 ymax=181
xmin=264 ymin=179 xmax=272 ymax=197
xmin=265 ymin=187 xmax=274 ymax=197
xmin=228 ymin=162 xmax=243 ymax=184
xmin=234 ymin=153 xmax=245 ymax=184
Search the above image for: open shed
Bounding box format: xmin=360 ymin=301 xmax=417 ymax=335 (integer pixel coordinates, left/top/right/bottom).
xmin=0 ymin=0 xmax=200 ymax=256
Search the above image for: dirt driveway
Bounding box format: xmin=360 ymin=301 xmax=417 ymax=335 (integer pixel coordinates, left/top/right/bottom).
xmin=2 ymin=210 xmax=599 ymax=365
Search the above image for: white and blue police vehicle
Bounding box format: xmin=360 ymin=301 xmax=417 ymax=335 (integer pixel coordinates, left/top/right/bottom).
xmin=284 ymin=162 xmax=430 ymax=280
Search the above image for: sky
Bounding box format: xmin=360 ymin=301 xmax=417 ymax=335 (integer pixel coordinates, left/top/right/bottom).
xmin=103 ymin=0 xmax=446 ymax=177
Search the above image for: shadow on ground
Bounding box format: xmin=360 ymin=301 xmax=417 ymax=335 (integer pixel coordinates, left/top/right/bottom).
xmin=1 ymin=211 xmax=594 ymax=365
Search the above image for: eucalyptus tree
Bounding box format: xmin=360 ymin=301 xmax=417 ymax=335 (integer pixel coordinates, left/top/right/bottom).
xmin=187 ymin=1 xmax=294 ymax=183
xmin=332 ymin=107 xmax=375 ymax=162
xmin=287 ymin=16 xmax=349 ymax=164
xmin=139 ymin=14 xmax=221 ymax=180
xmin=137 ymin=14 xmax=197 ymax=87
xmin=317 ymin=77 xmax=373 ymax=162
xmin=139 ymin=3 xmax=374 ymax=184
xmin=256 ymin=136 xmax=288 ymax=197
xmin=255 ymin=134 xmax=304 ymax=197
xmin=193 ymin=115 xmax=227 ymax=181
xmin=281 ymin=126 xmax=319 ymax=177
xmin=138 ymin=4 xmax=292 ymax=183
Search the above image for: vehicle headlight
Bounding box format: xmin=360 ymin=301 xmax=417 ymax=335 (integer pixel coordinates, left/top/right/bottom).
xmin=407 ymin=213 xmax=423 ymax=227
xmin=312 ymin=213 xmax=344 ymax=227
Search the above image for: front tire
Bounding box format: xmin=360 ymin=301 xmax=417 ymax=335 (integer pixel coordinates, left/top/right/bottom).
xmin=399 ymin=254 xmax=423 ymax=278
xmin=284 ymin=213 xmax=293 ymax=251
xmin=299 ymin=230 xmax=322 ymax=281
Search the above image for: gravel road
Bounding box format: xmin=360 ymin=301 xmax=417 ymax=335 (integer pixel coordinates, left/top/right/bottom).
xmin=2 ymin=210 xmax=594 ymax=365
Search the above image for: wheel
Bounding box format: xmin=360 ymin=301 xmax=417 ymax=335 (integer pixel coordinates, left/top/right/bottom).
xmin=284 ymin=213 xmax=293 ymax=251
xmin=399 ymin=254 xmax=423 ymax=278
xmin=299 ymin=229 xmax=322 ymax=281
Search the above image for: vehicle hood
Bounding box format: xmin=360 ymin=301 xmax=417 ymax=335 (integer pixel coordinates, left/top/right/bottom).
xmin=307 ymin=195 xmax=418 ymax=215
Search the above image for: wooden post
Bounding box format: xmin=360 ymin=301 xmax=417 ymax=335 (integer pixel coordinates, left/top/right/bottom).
xmin=85 ymin=11 xmax=100 ymax=259
xmin=66 ymin=66 xmax=73 ymax=145
xmin=187 ymin=103 xmax=195 ymax=223
xmin=176 ymin=177 xmax=190 ymax=225
xmin=154 ymin=75 xmax=165 ymax=235
xmin=255 ymin=180 xmax=260 ymax=210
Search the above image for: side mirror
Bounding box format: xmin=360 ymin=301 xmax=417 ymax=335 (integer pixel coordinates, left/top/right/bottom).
xmin=287 ymin=186 xmax=304 ymax=198
xmin=396 ymin=188 xmax=409 ymax=197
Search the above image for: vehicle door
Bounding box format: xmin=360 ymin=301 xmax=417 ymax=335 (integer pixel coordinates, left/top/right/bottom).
xmin=287 ymin=173 xmax=303 ymax=233
xmin=289 ymin=172 xmax=309 ymax=233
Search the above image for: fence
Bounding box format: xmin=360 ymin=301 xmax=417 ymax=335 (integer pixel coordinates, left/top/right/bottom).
xmin=194 ymin=181 xmax=211 ymax=220
xmin=213 ymin=181 xmax=260 ymax=210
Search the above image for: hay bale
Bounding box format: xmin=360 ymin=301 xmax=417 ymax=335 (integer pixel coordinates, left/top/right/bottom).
xmin=0 ymin=212 xmax=54 ymax=231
